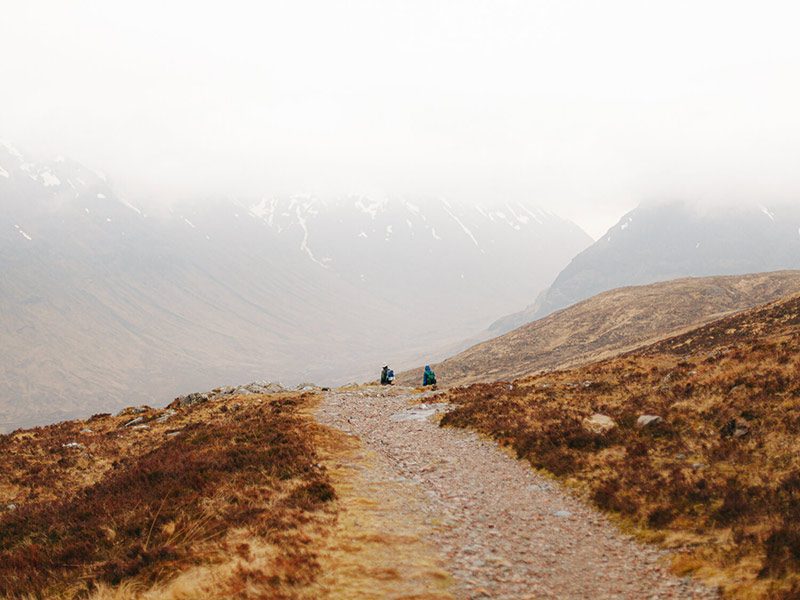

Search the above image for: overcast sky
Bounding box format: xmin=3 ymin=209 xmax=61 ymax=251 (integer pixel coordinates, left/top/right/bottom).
xmin=1 ymin=1 xmax=799 ymax=238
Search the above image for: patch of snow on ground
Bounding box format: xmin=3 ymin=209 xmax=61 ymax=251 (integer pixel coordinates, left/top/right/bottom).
xmin=760 ymin=206 xmax=775 ymax=221
xmin=385 ymin=225 xmax=393 ymax=240
xmin=431 ymin=227 xmax=441 ymax=240
xmin=106 ymin=218 xmax=112 ymax=223
xmin=0 ymin=166 xmax=8 ymax=178
xmin=696 ymin=242 xmax=701 ymax=249
xmin=97 ymin=193 xmax=106 ymax=199
xmin=406 ymin=219 xmax=413 ymax=229
xmin=85 ymin=208 xmax=90 ymax=214
xmin=40 ymin=171 xmax=60 ymax=187
xmin=358 ymin=231 xmax=368 ymax=238
xmin=183 ymin=217 xmax=196 ymax=229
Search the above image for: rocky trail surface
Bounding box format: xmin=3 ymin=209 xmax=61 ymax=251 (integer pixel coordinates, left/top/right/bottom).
xmin=315 ymin=386 xmax=719 ymax=600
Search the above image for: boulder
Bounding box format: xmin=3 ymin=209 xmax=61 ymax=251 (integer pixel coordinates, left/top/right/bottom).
xmin=582 ymin=414 xmax=617 ymax=435
xmin=172 ymin=392 xmax=210 ymax=408
xmin=636 ymin=415 xmax=664 ymax=428
xmin=115 ymin=406 xmax=149 ymax=417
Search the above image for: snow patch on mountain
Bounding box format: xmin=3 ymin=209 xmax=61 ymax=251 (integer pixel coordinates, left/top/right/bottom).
xmin=355 ymin=197 xmax=386 ymax=219
xmin=0 ymin=166 xmax=8 ymax=178
xmin=14 ymin=225 xmax=32 ymax=241
xmin=443 ymin=205 xmax=482 ymax=251
xmin=295 ymin=205 xmax=326 ymax=268
xmin=250 ymin=198 xmax=279 ymax=227
xmin=40 ymin=171 xmax=60 ymax=187
xmin=761 ymin=206 xmax=775 ymax=221
xmin=1 ymin=141 xmax=23 ymax=159
xmin=405 ymin=201 xmax=421 ymax=217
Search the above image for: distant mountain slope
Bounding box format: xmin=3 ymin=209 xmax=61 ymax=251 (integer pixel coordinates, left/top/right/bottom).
xmin=0 ymin=141 xmax=590 ymax=431
xmin=525 ymin=201 xmax=800 ymax=323
xmin=396 ymin=271 xmax=800 ymax=387
xmin=245 ymin=195 xmax=591 ymax=329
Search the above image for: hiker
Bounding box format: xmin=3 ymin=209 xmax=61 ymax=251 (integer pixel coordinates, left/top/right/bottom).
xmin=387 ymin=368 xmax=395 ymax=384
xmin=422 ymin=365 xmax=436 ymax=386
xmin=381 ymin=365 xmax=392 ymax=385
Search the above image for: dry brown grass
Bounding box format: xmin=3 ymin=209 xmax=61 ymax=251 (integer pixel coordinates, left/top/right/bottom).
xmin=440 ymin=292 xmax=800 ymax=599
xmin=0 ymin=391 xmax=337 ymax=599
xmin=304 ymin=422 xmax=454 ymax=600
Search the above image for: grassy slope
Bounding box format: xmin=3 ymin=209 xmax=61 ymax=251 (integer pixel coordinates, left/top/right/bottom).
xmin=399 ymin=270 xmax=800 ymax=388
xmin=440 ymin=292 xmax=800 ymax=599
xmin=0 ymin=392 xmax=336 ymax=599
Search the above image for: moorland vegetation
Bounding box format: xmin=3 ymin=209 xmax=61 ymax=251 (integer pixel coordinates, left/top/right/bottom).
xmin=441 ymin=292 xmax=800 ymax=598
xmin=0 ymin=391 xmax=335 ymax=599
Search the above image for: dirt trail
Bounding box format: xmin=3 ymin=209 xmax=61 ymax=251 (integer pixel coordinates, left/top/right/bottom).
xmin=315 ymin=386 xmax=719 ymax=600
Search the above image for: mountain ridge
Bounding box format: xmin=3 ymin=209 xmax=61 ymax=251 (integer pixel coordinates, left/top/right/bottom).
xmin=397 ymin=270 xmax=800 ymax=387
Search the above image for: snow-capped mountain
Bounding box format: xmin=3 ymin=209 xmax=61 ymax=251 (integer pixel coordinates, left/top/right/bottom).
xmin=0 ymin=142 xmax=591 ymax=431
xmin=523 ymin=200 xmax=800 ymax=323
xmin=244 ymin=195 xmax=590 ymax=329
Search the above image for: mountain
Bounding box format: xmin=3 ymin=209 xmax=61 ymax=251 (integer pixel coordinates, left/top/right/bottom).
xmin=491 ymin=201 xmax=800 ymax=333
xmin=535 ymin=201 xmax=800 ymax=321
xmin=0 ymin=141 xmax=590 ymax=431
xmin=245 ymin=195 xmax=591 ymax=330
xmin=396 ymin=271 xmax=800 ymax=387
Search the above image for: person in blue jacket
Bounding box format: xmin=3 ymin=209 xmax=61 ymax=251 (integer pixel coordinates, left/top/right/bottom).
xmin=422 ymin=365 xmax=436 ymax=386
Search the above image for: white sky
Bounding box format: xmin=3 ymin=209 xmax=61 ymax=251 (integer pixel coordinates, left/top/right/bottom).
xmin=1 ymin=1 xmax=799 ymax=238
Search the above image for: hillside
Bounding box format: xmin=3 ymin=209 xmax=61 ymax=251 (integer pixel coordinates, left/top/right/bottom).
xmin=521 ymin=200 xmax=800 ymax=325
xmin=440 ymin=290 xmax=800 ymax=598
xmin=0 ymin=388 xmax=340 ymax=598
xmin=397 ymin=271 xmax=800 ymax=387
xmin=0 ymin=141 xmax=590 ymax=431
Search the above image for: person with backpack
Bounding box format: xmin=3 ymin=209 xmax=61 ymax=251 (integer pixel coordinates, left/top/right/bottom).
xmin=422 ymin=365 xmax=436 ymax=386
xmin=381 ymin=365 xmax=390 ymax=385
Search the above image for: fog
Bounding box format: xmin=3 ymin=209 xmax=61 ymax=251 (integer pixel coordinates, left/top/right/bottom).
xmin=1 ymin=1 xmax=799 ymax=238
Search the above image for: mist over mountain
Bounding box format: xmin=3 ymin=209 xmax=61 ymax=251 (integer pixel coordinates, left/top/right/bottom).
xmin=0 ymin=141 xmax=590 ymax=431
xmin=492 ymin=200 xmax=800 ymax=333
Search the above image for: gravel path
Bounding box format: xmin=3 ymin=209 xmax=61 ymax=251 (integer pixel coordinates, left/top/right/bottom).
xmin=315 ymin=386 xmax=720 ymax=600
